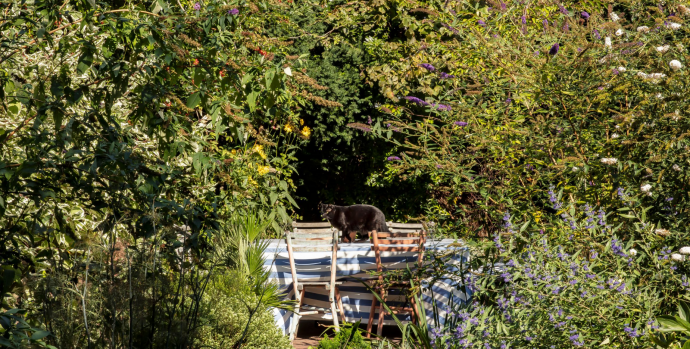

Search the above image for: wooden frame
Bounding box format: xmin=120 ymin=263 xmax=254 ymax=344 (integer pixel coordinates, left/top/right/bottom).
xmin=285 ymin=222 xmax=345 ymax=341
xmin=366 ymin=223 xmax=427 ymax=338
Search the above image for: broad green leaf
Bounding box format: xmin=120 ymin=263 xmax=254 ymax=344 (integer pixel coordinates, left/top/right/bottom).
xmin=679 ymin=301 xmax=690 ymax=322
xmin=77 ymin=50 xmax=94 ymax=74
xmin=186 ymin=92 xmax=201 ymax=109
xmin=30 ymin=330 xmax=50 ymax=340
xmin=657 ymin=315 xmax=689 ymax=333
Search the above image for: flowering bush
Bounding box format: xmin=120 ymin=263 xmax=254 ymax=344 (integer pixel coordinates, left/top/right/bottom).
xmin=413 ymin=190 xmax=689 ymax=348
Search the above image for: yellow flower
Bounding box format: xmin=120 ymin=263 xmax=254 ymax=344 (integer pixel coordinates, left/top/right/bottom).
xmin=258 ymin=165 xmax=271 ymax=175
xmin=252 ymin=144 xmax=267 ymax=159
xmin=284 ymin=124 xmax=293 ymax=133
xmin=300 ymin=119 xmax=304 ymax=125
xmin=301 ymin=126 xmax=311 ymax=138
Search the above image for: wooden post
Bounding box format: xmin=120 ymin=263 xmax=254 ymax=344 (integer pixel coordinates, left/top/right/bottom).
xmin=330 ymin=228 xmax=340 ymax=331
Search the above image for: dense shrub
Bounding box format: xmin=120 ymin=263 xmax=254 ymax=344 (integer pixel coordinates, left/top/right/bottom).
xmin=317 ymin=322 xmax=371 ymax=349
xmin=195 ymin=270 xmax=291 ymax=348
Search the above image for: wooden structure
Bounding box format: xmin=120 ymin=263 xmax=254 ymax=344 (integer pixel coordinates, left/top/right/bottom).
xmin=367 ymin=222 xmax=427 ymax=337
xmin=285 ymin=222 xmax=345 ymax=341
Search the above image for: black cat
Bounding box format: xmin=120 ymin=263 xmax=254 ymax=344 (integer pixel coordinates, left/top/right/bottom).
xmin=319 ymin=203 xmax=390 ymax=243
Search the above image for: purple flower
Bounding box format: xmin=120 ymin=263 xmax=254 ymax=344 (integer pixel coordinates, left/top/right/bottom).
xmin=454 ymin=121 xmax=468 ymax=127
xmin=228 ymin=8 xmax=239 ymax=15
xmin=436 ymin=164 xmax=442 ymax=168
xmin=581 ymin=11 xmax=590 ymax=19
xmin=420 ymin=63 xmax=436 ymax=71
xmin=543 ymin=19 xmax=548 ymax=29
xmin=593 ymin=29 xmax=601 ymax=39
xmin=549 ymin=43 xmax=560 ymax=55
xmin=534 ymin=50 xmax=540 ymax=56
xmin=478 ymin=20 xmax=487 ymax=27
xmin=404 ymin=96 xmax=429 ymax=106
xmin=558 ymin=4 xmax=568 ymax=15
xmin=612 ymin=68 xmax=619 ymax=75
xmin=193 ymin=2 xmax=201 ymax=10
xmin=433 ymin=103 xmax=452 ymax=111
xmin=500 ymin=2 xmax=506 ymax=10
xmin=521 ymin=16 xmax=526 ymax=24
xmin=440 ymin=72 xmax=455 ymax=79
xmin=387 ymin=156 xmax=401 ymax=161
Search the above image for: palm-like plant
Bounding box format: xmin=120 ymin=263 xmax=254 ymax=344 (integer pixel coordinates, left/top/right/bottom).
xmin=215 ymin=211 xmax=294 ymax=311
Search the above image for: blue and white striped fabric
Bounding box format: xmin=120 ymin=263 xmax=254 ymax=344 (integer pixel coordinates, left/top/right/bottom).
xmin=262 ymin=238 xmax=471 ymax=335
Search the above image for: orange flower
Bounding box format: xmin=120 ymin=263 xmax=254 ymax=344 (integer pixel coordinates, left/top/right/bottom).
xmin=219 ymin=70 xmax=225 ymax=77
xmin=193 ymin=59 xmax=199 ymax=66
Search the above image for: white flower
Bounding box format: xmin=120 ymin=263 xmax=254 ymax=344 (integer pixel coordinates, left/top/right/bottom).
xmin=656 ymin=93 xmax=664 ymax=99
xmin=637 ymin=72 xmax=648 ymax=79
xmin=605 ymin=37 xmax=612 ymax=48
xmin=610 ymin=12 xmax=620 ymax=22
xmin=615 ymin=28 xmax=624 ymax=36
xmin=629 ymin=248 xmax=638 ymax=256
xmin=611 ymin=133 xmax=619 ymax=139
xmin=617 ymin=66 xmax=626 ymax=72
xmin=680 ymin=247 xmax=690 ymax=255
xmin=650 ymin=73 xmax=667 ymax=79
xmin=655 ymin=228 xmax=671 ymax=236
xmin=600 ymin=158 xmax=618 ymax=165
xmin=673 ymin=164 xmax=682 ymax=171
xmin=637 ymin=26 xmax=650 ymax=32
xmin=572 ymin=166 xmax=580 ymax=172
xmin=615 ymin=125 xmax=621 ymax=129
xmin=670 ymin=60 xmax=682 ymax=70
xmin=656 ymin=45 xmax=670 ymax=53
xmin=283 ymin=67 xmax=292 ymax=76
xmin=670 ymin=22 xmax=682 ymax=30
xmin=672 ymin=253 xmax=685 ymax=262
xmin=640 ymin=184 xmax=652 ymax=193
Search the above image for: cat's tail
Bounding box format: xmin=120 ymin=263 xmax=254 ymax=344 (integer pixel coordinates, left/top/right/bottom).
xmin=378 ymin=220 xmax=390 ymax=232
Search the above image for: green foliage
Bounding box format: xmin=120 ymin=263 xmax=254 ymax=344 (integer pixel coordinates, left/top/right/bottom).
xmin=317 ymin=321 xmax=372 ymax=349
xmin=195 ymin=270 xmax=292 ymax=349
xmin=0 ymin=308 xmax=56 ymax=349
xmin=653 ymin=300 xmax=690 ymax=348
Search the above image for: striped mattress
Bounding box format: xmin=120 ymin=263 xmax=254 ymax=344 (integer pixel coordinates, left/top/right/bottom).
xmin=262 ymin=238 xmax=471 ymax=335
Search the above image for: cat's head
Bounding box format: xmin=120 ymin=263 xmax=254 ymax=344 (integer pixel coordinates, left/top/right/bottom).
xmin=319 ymin=203 xmax=336 ymax=218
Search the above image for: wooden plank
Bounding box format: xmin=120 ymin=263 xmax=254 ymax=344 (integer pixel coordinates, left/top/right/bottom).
xmin=386 ymin=222 xmax=425 ymax=228
xmin=290 ymin=232 xmax=333 ymax=239
xmin=389 ymin=228 xmax=424 ymax=233
xmin=293 ymin=228 xmax=335 ymax=233
xmin=291 ymin=239 xmax=332 ymax=246
xmin=377 ymin=246 xmax=422 ymax=252
xmin=376 ymin=232 xmax=421 ymax=238
xmin=291 ymin=246 xmax=333 ymax=252
xmin=378 ymin=239 xmax=420 ymax=245
xmin=293 ymin=222 xmax=332 ymax=228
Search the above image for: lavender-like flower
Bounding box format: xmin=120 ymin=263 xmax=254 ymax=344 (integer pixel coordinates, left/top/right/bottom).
xmin=420 ymin=63 xmax=436 ymax=71
xmin=404 ymin=96 xmax=429 ymax=106
xmin=521 ymin=16 xmax=526 ymax=24
xmin=387 ymin=156 xmax=401 ymax=161
xmin=558 ymin=4 xmax=568 ymax=15
xmin=433 ymin=103 xmax=452 ymax=111
xmin=581 ymin=11 xmax=590 ymax=19
xmin=440 ymin=72 xmax=455 ymax=79
xmin=542 ymin=19 xmax=548 ymax=29
xmin=549 ymin=43 xmax=560 ymax=55
xmin=478 ymin=20 xmax=487 ymax=27
xmin=454 ymin=121 xmax=468 ymax=127
xmin=593 ymin=29 xmax=601 ymax=39
xmin=193 ymin=2 xmax=201 ymax=10
xmin=228 ymin=8 xmax=239 ymax=15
